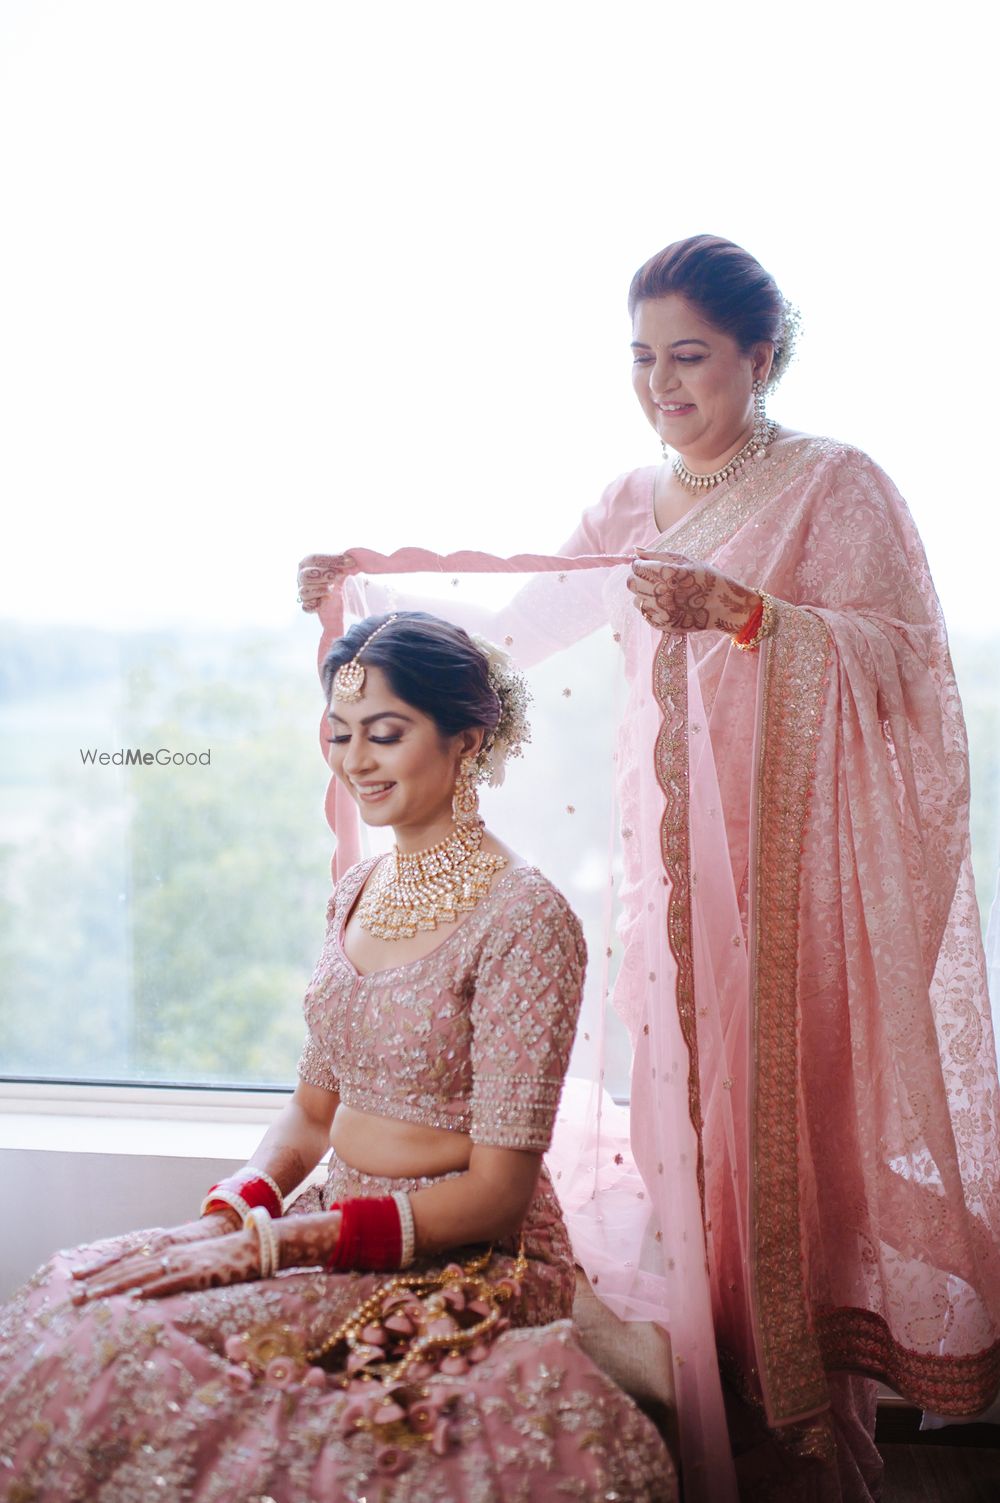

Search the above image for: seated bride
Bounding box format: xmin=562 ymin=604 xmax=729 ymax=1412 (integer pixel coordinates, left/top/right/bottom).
xmin=0 ymin=610 xmax=672 ymax=1503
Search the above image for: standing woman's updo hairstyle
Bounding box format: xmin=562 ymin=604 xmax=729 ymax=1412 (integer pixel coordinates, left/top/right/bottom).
xmin=322 ymin=612 xmax=502 ymax=743
xmin=628 ymin=233 xmax=799 ymax=387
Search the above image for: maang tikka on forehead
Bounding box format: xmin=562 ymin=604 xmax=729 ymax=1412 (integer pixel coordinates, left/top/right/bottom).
xmin=331 ymin=615 xmax=399 ymax=703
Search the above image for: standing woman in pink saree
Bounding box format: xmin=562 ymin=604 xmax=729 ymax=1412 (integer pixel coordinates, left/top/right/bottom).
xmin=298 ymin=234 xmax=1000 ymax=1501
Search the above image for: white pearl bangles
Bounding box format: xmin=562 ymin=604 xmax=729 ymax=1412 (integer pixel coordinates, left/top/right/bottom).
xmin=391 ymin=1190 xmax=416 ymax=1268
xmin=200 ymin=1186 xmax=253 ymax=1223
xmin=245 ymin=1206 xmax=279 ymax=1279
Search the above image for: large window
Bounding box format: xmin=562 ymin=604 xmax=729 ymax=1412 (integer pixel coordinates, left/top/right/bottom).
xmin=2 ymin=2 xmax=997 ymax=1087
xmin=0 ymin=626 xmax=331 ymax=1084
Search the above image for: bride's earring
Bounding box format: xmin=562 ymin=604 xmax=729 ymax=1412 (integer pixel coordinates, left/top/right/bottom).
xmin=452 ymin=756 xmax=480 ymax=825
xmin=752 ymin=377 xmax=768 ymax=445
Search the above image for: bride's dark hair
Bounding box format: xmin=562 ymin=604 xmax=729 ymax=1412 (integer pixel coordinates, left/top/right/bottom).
xmin=628 ymin=233 xmax=797 ymax=385
xmin=322 ymin=612 xmax=501 ymax=739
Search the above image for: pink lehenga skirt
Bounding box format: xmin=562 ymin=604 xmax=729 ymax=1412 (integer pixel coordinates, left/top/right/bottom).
xmin=0 ymin=1152 xmax=672 ymax=1501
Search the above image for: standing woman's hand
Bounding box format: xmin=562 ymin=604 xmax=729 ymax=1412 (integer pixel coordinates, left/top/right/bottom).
xmin=72 ymin=1225 xmax=262 ymax=1303
xmin=297 ymin=553 xmax=358 ymax=613
xmin=628 ymin=547 xmax=760 ymax=636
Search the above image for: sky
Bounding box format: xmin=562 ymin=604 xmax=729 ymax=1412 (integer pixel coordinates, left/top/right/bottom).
xmin=0 ymin=0 xmax=997 ymax=634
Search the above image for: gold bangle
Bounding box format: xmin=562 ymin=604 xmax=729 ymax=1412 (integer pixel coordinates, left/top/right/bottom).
xmin=733 ymin=591 xmax=776 ymax=652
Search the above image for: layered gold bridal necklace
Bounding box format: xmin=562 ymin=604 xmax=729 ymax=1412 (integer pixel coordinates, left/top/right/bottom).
xmin=357 ymin=821 xmax=507 ymax=942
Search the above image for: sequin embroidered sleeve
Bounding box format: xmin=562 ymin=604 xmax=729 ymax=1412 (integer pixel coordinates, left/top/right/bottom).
xmin=296 ymin=1034 xmax=339 ymax=1093
xmin=469 ymin=879 xmax=586 ymax=1151
xmin=296 ymin=890 xmax=343 ymax=1095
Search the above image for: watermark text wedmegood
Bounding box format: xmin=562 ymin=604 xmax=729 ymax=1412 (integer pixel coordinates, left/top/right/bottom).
xmin=79 ymin=749 xmax=212 ymax=767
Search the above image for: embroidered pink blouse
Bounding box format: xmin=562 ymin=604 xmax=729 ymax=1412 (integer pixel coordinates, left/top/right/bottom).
xmin=297 ymin=860 xmax=586 ymax=1153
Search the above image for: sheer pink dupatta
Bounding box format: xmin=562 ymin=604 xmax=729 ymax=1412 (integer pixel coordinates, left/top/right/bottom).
xmin=313 ymin=546 xmax=739 ymax=1503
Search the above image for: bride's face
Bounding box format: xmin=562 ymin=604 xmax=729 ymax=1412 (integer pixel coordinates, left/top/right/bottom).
xmin=630 ymin=294 xmax=768 ymax=462
xmin=326 ymin=665 xmax=466 ymax=837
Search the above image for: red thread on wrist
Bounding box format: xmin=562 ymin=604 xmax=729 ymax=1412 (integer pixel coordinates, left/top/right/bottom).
xmin=325 ymin=1197 xmax=403 ymax=1271
xmin=734 ymin=599 xmax=764 ymax=646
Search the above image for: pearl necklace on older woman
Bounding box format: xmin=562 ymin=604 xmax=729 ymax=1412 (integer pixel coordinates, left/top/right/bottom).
xmin=668 ymin=381 xmax=779 ymax=492
xmin=671 ymin=418 xmax=778 ymax=492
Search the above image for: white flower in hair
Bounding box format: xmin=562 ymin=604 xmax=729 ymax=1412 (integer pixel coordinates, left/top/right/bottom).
xmin=768 ymin=297 xmax=802 ymax=388
xmin=470 ymin=635 xmax=532 ymax=788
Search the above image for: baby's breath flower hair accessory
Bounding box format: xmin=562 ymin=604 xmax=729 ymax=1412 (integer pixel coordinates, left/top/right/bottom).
xmin=470 ymin=636 xmax=532 ymax=789
xmin=768 ymin=297 xmax=802 ymax=388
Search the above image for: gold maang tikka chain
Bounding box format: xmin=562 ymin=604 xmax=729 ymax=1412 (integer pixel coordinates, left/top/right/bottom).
xmin=357 ymin=758 xmax=506 ymax=941
xmin=331 ymin=615 xmax=400 ymax=703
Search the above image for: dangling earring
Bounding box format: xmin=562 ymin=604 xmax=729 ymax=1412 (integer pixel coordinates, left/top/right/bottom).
xmin=751 ymin=377 xmax=768 ymax=446
xmin=452 ymin=755 xmax=480 ymax=825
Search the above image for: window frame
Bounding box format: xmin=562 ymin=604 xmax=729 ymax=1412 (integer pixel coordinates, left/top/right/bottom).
xmin=0 ymin=1078 xmax=291 ymax=1125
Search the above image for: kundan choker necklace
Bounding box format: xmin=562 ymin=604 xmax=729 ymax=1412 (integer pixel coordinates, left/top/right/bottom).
xmin=357 ymin=820 xmax=507 ymax=941
xmin=672 ymin=418 xmax=779 ymax=492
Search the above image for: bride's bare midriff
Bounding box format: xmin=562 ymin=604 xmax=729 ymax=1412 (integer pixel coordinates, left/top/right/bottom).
xmin=330 ymin=1104 xmax=473 ymax=1178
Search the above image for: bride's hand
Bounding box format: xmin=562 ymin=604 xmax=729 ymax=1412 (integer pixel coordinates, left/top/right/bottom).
xmin=627 ymin=548 xmax=760 ymax=636
xmin=71 ymin=1208 xmax=241 ymax=1282
xmin=71 ymin=1225 xmax=262 ymax=1304
xmin=297 ymin=553 xmax=358 ymax=613
xmin=70 ymin=1212 xmax=344 ymax=1303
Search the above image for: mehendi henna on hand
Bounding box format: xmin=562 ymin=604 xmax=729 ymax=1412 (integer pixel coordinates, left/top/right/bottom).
xmin=629 ymin=552 xmax=759 ymax=637
xmin=72 ymin=1209 xmax=240 ymax=1282
xmin=273 ymin=1211 xmax=344 ymax=1272
xmin=634 ymin=564 xmax=711 ymax=631
xmin=296 ymin=554 xmax=356 ymax=612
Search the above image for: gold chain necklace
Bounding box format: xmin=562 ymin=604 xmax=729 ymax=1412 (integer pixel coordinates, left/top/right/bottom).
xmin=357 ymin=820 xmax=507 ymax=941
xmin=672 ymin=418 xmax=778 ymax=492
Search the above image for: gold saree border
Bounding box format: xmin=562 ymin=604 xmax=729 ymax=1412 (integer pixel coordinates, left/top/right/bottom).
xmin=816 ymin=1307 xmax=1000 ymax=1416
xmin=751 ymin=603 xmax=833 ymax=1423
xmin=652 ymin=633 xmax=703 ymax=1207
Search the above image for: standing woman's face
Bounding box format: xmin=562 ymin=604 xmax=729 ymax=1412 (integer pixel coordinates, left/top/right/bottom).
xmin=630 ymin=295 xmax=770 ymax=464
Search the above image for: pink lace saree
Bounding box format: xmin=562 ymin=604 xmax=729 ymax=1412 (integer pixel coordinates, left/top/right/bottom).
xmin=317 ymin=434 xmax=1000 ymax=1502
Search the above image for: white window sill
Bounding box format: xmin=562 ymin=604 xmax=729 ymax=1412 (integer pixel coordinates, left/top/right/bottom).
xmin=0 ymin=1081 xmax=292 ymax=1159
xmin=0 ymin=1082 xmax=311 ymax=1299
